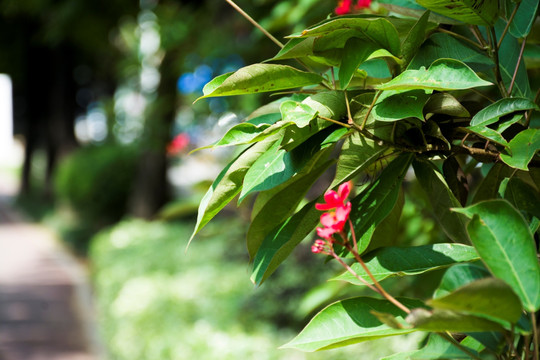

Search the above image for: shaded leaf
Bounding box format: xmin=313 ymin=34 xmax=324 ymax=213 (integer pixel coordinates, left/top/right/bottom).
xmin=442 ymin=157 xmax=468 ymax=206
xmin=413 ymin=160 xmax=469 ymax=243
xmin=416 ymin=0 xmax=498 ymax=26
xmin=470 ymin=97 xmax=538 ymax=126
xmin=424 ymin=92 xmax=470 ymax=118
xmin=500 ymin=128 xmax=540 ymax=170
xmin=504 ymin=177 xmax=540 ymax=219
xmin=350 ymin=154 xmax=413 ymax=254
xmin=333 ymin=243 xmax=479 ymax=286
xmin=196 ymin=64 xmax=323 ymax=100
xmin=409 ymin=33 xmax=493 ymax=72
xmin=453 ymin=200 xmax=540 ymax=311
xmin=282 ymin=297 xmax=423 ymax=352
xmin=378 ymin=58 xmax=492 ymax=91
xmin=406 ymin=308 xmax=505 ymax=332
xmin=383 ymin=334 xmax=482 ymax=360
xmin=339 ymin=38 xmax=379 ymax=89
xmin=373 ymin=90 xmax=430 ymax=122
xmin=472 ymin=163 xmax=515 ymax=203
xmin=429 ymin=278 xmax=523 ymax=323
xmin=433 ymin=263 xmax=490 ymax=298
xmin=400 ymin=10 xmax=431 ymax=69
xmin=509 ymin=0 xmax=539 ymax=38
xmin=466 ymin=125 xmax=509 ymax=147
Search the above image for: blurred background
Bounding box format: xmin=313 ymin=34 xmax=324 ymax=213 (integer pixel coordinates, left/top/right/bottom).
xmin=0 ymin=0 xmax=435 ymax=359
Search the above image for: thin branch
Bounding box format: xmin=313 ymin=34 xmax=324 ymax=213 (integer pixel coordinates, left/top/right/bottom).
xmin=225 ymin=0 xmax=284 ymax=48
xmin=532 ymin=312 xmax=538 ymax=360
xmin=437 ymin=28 xmax=484 ymax=50
xmin=498 ymin=2 xmax=521 ymax=49
xmin=508 ymin=36 xmax=527 ymax=95
xmin=361 ymin=91 xmax=381 ymax=130
xmin=344 ymin=90 xmax=353 ymax=125
xmin=319 ymin=115 xmax=352 ymax=129
xmin=330 ymin=251 xmax=379 ymax=293
xmin=487 ymin=27 xmax=508 ymax=97
xmin=469 ymin=25 xmax=488 ymax=48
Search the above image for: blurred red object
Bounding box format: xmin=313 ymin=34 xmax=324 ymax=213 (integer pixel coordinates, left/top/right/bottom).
xmin=335 ymin=0 xmax=371 ymax=14
xmin=167 ymin=133 xmax=190 ymax=155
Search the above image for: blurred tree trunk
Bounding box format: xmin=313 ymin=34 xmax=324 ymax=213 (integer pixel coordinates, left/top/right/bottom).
xmin=128 ymin=51 xmax=177 ymax=218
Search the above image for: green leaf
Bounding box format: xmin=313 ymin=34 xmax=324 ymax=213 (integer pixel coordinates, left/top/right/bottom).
xmin=280 ymin=100 xmax=318 ymax=128
xmin=331 ymin=133 xmax=388 ymax=188
xmin=372 ymin=90 xmax=430 ymax=122
xmin=470 ymin=97 xmax=538 ymax=126
xmin=433 ymin=263 xmax=490 ymax=298
xmin=383 ymin=334 xmax=481 ymax=360
xmin=442 ymin=157 xmax=468 ymax=206
xmin=406 ymin=308 xmax=505 ymax=332
xmin=196 ymin=64 xmax=324 ymax=100
xmin=509 ymin=0 xmax=539 ymax=38
xmin=246 ymin=150 xmax=333 ymax=258
xmin=409 ymin=33 xmax=493 ymax=72
xmin=270 ymin=37 xmax=315 ymax=61
xmin=282 ymin=297 xmax=423 ymax=352
xmin=453 ymin=200 xmax=540 ymax=311
xmin=504 ymin=177 xmax=540 ymax=219
xmin=189 ymin=136 xmax=280 ymax=244
xmin=339 ymin=38 xmax=379 ymax=89
xmin=500 ymin=128 xmax=540 ymax=170
xmin=190 ymin=113 xmax=280 ymax=152
xmin=466 ymin=125 xmax=509 ymax=147
xmin=429 ymin=278 xmax=523 ymax=324
xmin=413 ymin=160 xmax=470 ymax=243
xmin=251 ymin=200 xmax=320 ymax=285
xmin=424 ymin=93 xmax=470 ymax=118
xmin=298 ymin=17 xmax=401 ymax=56
xmin=495 ymin=21 xmax=532 ymax=98
xmin=350 ymin=154 xmax=413 ymax=253
xmin=472 ymin=163 xmax=515 ymax=203
xmin=364 ymin=187 xmax=404 ymax=253
xmin=378 ymin=58 xmax=492 ymax=91
xmin=416 ymin=0 xmax=498 ymax=26
xmin=333 ymin=244 xmax=479 ymax=286
xmin=400 ymin=11 xmax=431 ymax=69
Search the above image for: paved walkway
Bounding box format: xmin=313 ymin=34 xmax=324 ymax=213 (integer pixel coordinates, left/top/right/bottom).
xmin=0 ymin=176 xmax=100 ymax=360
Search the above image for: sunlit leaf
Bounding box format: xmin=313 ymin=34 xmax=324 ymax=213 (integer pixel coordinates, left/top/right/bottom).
xmin=333 ymin=244 xmax=479 ymax=286
xmin=466 ymin=125 xmax=509 ymax=147
xmin=500 ymin=128 xmax=540 ymax=170
xmin=406 ymin=308 xmax=505 ymax=332
xmin=282 ymin=297 xmax=423 ymax=351
xmin=383 ymin=334 xmax=481 ymax=360
xmin=280 ymin=100 xmax=318 ymax=128
xmin=339 ymin=38 xmax=379 ymax=89
xmin=433 ymin=263 xmax=490 ymax=298
xmin=400 ymin=10 xmax=431 ymax=69
xmin=196 ymin=64 xmax=323 ymax=101
xmin=470 ymin=97 xmax=538 ymax=126
xmin=416 ymin=0 xmax=498 ymax=26
xmin=378 ymin=58 xmax=492 ymax=91
xmin=453 ymin=200 xmax=540 ymax=311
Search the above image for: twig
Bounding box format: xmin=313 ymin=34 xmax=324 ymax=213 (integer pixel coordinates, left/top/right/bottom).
xmin=347 ymin=219 xmax=358 ymax=253
xmin=437 ymin=28 xmax=484 ymax=50
xmin=318 ymin=115 xmax=351 ymax=129
xmin=532 ymin=312 xmax=538 ymax=360
xmin=498 ymin=2 xmax=521 ymax=49
xmin=344 ymin=91 xmax=353 ymax=125
xmin=361 ymin=91 xmax=381 ymax=130
xmin=508 ymin=36 xmax=527 ymax=95
xmin=487 ymin=27 xmax=508 ymax=97
xmin=330 ymin=251 xmax=379 ymax=293
xmin=225 ymin=0 xmax=284 ymax=48
xmin=469 ymin=25 xmax=488 ymax=48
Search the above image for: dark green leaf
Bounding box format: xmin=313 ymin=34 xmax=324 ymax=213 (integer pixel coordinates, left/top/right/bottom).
xmin=413 ymin=160 xmax=470 ymax=243
xmin=339 ymin=38 xmax=379 ymax=89
xmin=472 ymin=163 xmax=515 ymax=203
xmin=470 ymin=97 xmax=538 ymax=126
xmin=406 ymin=308 xmax=505 ymax=332
xmin=509 ymin=0 xmax=539 ymax=38
xmin=433 ymin=263 xmax=490 ymax=298
xmin=504 ymin=177 xmax=540 ymax=219
xmin=333 ymin=244 xmax=479 ymax=286
xmin=378 ymin=58 xmax=492 ymax=91
xmin=424 ymin=93 xmax=470 ymax=118
xmin=400 ymin=11 xmax=431 ymax=69
xmin=246 ymin=150 xmax=333 ymax=258
xmin=350 ymin=154 xmax=413 ymax=253
xmin=282 ymin=297 xmax=423 ymax=351
xmin=429 ymin=278 xmax=523 ymax=323
xmin=409 ymin=33 xmax=493 ymax=72
xmin=416 ymin=0 xmax=498 ymax=26
xmin=500 ymin=128 xmax=540 ymax=170
xmin=442 ymin=157 xmax=468 ymax=206
xmin=196 ymin=64 xmax=324 ymax=100
xmin=453 ymin=200 xmax=540 ymax=311
xmin=373 ymin=90 xmax=430 ymax=122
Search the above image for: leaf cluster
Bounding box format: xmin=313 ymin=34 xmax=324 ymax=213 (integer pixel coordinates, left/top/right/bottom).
xmin=190 ymin=1 xmax=540 ymax=358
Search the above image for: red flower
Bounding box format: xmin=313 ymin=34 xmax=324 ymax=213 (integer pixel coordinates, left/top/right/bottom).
xmin=315 ymin=181 xmax=351 ymax=211
xmin=320 ymin=202 xmax=351 ymax=233
xmin=167 ymin=133 xmax=190 ymax=155
xmin=335 ymin=0 xmax=352 ymax=15
xmin=355 ymin=0 xmax=371 ymax=9
xmin=311 ymin=239 xmax=326 ymax=254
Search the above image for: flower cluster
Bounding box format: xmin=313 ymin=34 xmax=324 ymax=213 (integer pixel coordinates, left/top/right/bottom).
xmin=311 ymin=181 xmax=352 ymax=254
xmin=335 ymin=0 xmax=371 ymax=15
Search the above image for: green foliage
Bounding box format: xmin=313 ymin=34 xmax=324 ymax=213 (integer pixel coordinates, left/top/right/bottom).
xmin=192 ymin=3 xmax=540 ymax=359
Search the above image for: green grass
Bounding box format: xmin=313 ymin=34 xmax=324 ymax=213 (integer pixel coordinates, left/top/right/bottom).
xmin=90 ymin=217 xmax=424 ymax=360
